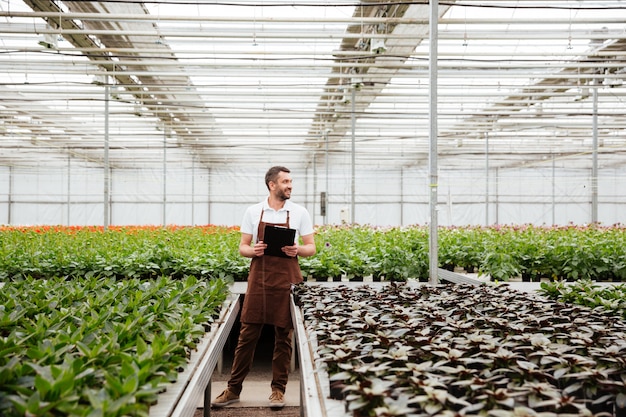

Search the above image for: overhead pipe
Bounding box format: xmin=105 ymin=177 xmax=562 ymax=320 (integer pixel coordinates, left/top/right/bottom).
xmin=15 ymin=45 xmax=626 ymax=57
xmin=4 ymin=66 xmax=622 ymax=81
xmin=4 ymin=56 xmax=625 ymax=72
xmin=5 ymin=10 xmax=626 ymax=26
xmin=7 ymin=85 xmax=623 ymax=101
xmin=8 ymin=23 xmax=622 ymax=40
xmin=1 ymin=10 xmax=424 ymax=25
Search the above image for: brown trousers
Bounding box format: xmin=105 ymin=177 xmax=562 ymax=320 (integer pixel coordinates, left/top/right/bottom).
xmin=227 ymin=322 xmax=293 ymax=395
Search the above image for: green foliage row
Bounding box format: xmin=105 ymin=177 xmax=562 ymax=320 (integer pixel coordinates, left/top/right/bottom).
xmin=301 ymin=225 xmax=429 ymax=281
xmin=539 ymin=279 xmax=626 ymax=319
xmin=0 ymin=226 xmax=249 ymax=282
xmin=437 ymin=224 xmax=626 ymax=282
xmin=1 ymin=224 xmax=625 ymax=282
xmin=0 ymin=275 xmax=229 ymax=417
xmin=305 ymin=224 xmax=626 ymax=282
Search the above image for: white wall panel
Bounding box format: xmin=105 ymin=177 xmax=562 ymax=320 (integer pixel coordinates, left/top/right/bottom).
xmin=1 ymin=163 xmax=625 ymax=227
xmin=0 ymin=166 xmax=9 ymax=224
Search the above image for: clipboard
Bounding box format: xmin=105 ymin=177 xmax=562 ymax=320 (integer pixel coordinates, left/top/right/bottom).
xmin=263 ymin=225 xmax=296 ymax=258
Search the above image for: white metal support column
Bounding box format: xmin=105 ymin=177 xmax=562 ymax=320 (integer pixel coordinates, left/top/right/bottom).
xmin=163 ymin=126 xmax=167 ymax=227
xmin=400 ymin=166 xmax=404 ymax=226
xmin=67 ymin=151 xmax=71 ymax=225
xmin=485 ymin=132 xmax=489 ymax=226
xmin=495 ymin=167 xmax=500 ymax=225
xmin=7 ymin=166 xmax=12 ymax=224
xmin=591 ymin=78 xmax=599 ymax=224
xmin=428 ymin=0 xmax=439 ymax=284
xmin=207 ymin=167 xmax=212 ymax=225
xmin=351 ymin=86 xmax=356 ymax=224
xmin=191 ymin=158 xmax=195 ymax=225
xmin=104 ymin=83 xmax=110 ymax=230
xmin=312 ymin=154 xmax=317 ymax=221
xmin=552 ymin=154 xmax=556 ymax=225
xmin=325 ymin=132 xmax=329 ymax=225
xmin=305 ymin=165 xmax=311 ymax=220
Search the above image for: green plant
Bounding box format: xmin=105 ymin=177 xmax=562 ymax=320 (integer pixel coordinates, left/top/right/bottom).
xmin=0 ymin=275 xmax=230 ymax=417
xmin=2 ymin=224 xmax=625 ymax=284
xmin=539 ymin=279 xmax=626 ymax=319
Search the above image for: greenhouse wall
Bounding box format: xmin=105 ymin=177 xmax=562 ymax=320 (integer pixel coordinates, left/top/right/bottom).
xmin=1 ymin=164 xmax=625 ymax=227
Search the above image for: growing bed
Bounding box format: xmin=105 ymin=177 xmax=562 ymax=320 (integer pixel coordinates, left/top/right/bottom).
xmin=292 ymin=281 xmax=626 ymax=417
xmin=0 ymin=276 xmax=238 ymax=417
xmin=148 ymin=294 xmax=240 ymax=417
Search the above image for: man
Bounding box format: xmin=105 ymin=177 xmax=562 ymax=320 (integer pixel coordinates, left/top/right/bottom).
xmin=212 ymin=166 xmax=316 ymax=409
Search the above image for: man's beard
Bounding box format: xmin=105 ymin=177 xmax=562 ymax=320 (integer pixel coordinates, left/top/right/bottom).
xmin=278 ymin=189 xmax=291 ymax=201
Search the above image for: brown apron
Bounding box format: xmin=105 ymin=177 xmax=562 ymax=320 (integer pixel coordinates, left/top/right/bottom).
xmin=240 ymin=210 xmax=303 ymax=329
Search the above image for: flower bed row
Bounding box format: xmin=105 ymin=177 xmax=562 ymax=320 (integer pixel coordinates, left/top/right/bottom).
xmin=0 ymin=275 xmax=229 ymax=417
xmin=293 ymin=283 xmax=626 ymax=416
xmin=1 ymin=224 xmax=625 ymax=282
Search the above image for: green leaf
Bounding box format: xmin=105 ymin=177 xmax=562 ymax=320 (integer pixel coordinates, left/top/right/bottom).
xmin=122 ymin=374 xmax=139 ymax=395
xmin=26 ymin=391 xmax=42 ymax=415
xmin=34 ymin=373 xmax=52 ymax=397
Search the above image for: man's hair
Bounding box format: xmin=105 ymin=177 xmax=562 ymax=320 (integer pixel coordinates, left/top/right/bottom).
xmin=265 ymin=166 xmax=290 ymax=190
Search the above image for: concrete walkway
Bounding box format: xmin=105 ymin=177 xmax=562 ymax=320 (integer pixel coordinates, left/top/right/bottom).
xmin=201 ymin=306 xmax=302 ymax=411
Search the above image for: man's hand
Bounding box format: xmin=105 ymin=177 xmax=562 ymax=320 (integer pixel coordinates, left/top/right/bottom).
xmin=282 ymin=244 xmax=298 ymax=257
xmin=253 ymin=241 xmax=268 ymax=257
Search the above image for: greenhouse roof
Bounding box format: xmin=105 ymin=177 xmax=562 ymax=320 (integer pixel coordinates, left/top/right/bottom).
xmin=1 ymin=0 xmax=625 ymax=171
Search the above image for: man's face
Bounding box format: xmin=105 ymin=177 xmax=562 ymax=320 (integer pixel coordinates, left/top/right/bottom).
xmin=272 ymin=171 xmax=292 ymax=201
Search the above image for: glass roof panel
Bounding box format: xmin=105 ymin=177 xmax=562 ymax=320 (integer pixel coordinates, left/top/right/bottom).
xmin=0 ymin=0 xmax=624 ymax=170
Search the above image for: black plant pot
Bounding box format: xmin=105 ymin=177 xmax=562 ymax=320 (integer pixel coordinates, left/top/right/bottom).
xmin=329 ymin=380 xmax=346 ymax=400
xmin=616 ymin=393 xmax=626 ymax=417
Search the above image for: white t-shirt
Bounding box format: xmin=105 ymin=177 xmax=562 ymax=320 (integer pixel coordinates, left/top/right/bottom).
xmin=241 ymin=198 xmax=314 ymax=244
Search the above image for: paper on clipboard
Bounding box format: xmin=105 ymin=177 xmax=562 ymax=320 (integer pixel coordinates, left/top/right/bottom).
xmin=263 ymin=225 xmax=296 ymax=258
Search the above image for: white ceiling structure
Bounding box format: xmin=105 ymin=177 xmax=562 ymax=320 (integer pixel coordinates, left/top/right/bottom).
xmin=1 ymin=0 xmax=625 ymax=172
